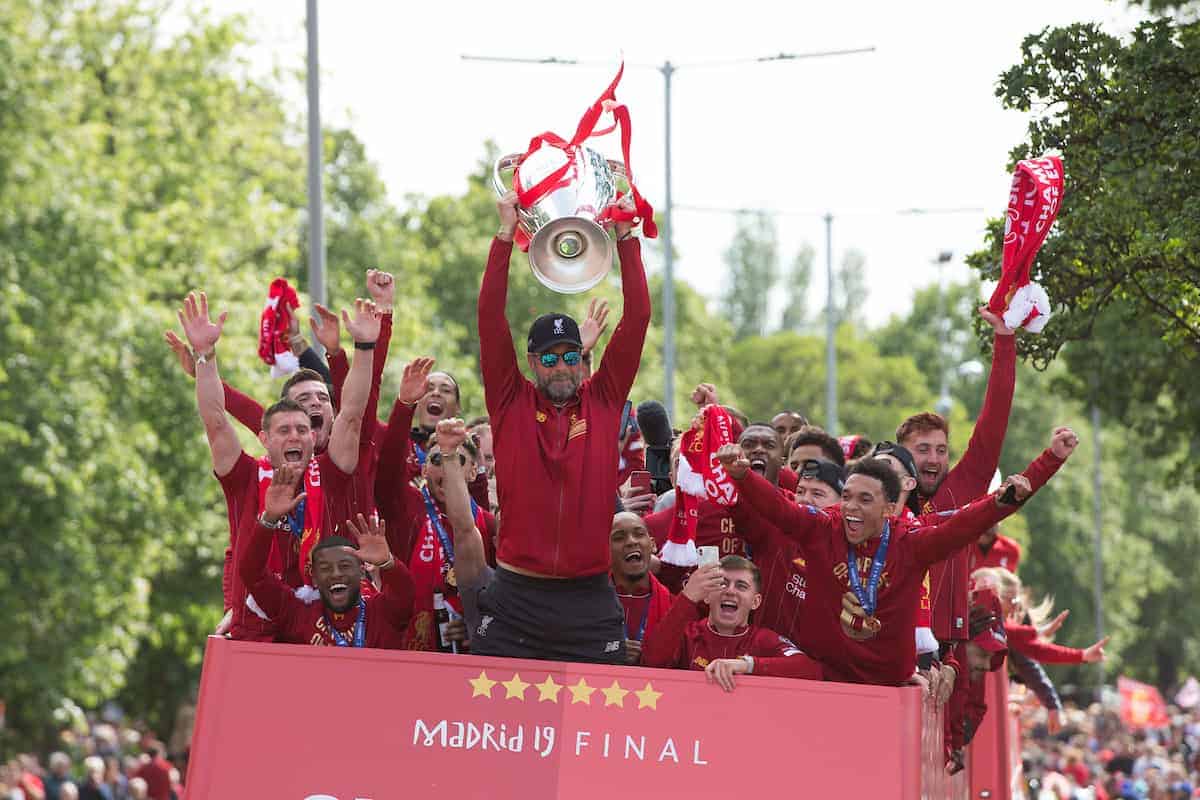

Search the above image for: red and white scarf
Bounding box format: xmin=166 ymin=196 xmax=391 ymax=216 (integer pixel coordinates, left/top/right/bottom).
xmin=406 ymin=499 xmax=490 ymax=651
xmin=258 ymin=277 xmax=301 ymax=377
xmin=257 ymin=456 xmax=324 ymax=585
xmin=987 ymin=156 xmax=1064 ymax=333
xmin=661 ymin=405 xmax=739 ymax=566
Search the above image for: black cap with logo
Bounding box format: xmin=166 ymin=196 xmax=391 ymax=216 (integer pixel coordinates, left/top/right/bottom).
xmin=527 ymin=313 xmax=582 ymax=354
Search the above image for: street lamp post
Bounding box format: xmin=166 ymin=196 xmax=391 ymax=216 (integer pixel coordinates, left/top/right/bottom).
xmin=305 ymin=0 xmax=326 ymax=340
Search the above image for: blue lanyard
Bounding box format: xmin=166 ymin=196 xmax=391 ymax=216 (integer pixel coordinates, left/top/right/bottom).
xmin=413 ymin=441 xmax=427 ymax=467
xmin=625 ymin=596 xmax=651 ymax=641
xmin=324 ymin=596 xmax=366 ymax=648
xmin=286 ymin=497 xmax=306 ymax=540
xmin=846 ymin=522 xmax=891 ymax=616
xmin=419 ymin=486 xmax=479 ymax=570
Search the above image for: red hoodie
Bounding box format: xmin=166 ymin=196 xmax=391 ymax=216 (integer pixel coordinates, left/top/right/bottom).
xmin=478 ymin=237 xmax=650 ymax=577
xmin=969 ymin=533 xmax=1022 ymax=573
xmin=735 ymin=447 xmax=1062 ymax=685
xmin=912 ymin=333 xmax=1016 ymax=643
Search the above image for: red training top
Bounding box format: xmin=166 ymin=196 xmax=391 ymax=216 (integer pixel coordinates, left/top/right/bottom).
xmin=735 ymin=446 xmax=1062 ymax=685
xmin=640 ymin=593 xmax=823 ymax=679
xmin=777 ymin=466 xmax=799 ymax=493
xmin=915 ymin=333 xmax=1016 ymax=642
xmin=478 ymin=237 xmax=650 ymax=577
xmin=969 ymin=533 xmax=1022 ymax=574
xmin=615 ymin=572 xmax=674 ymax=644
xmin=238 ymin=519 xmax=414 ymax=648
xmin=1004 ymin=623 xmax=1086 ymax=664
xmin=220 ymin=449 xmax=352 ymax=641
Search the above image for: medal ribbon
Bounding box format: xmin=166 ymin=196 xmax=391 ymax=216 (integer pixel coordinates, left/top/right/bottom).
xmin=846 ymin=522 xmax=891 ymax=616
xmin=420 ymin=485 xmax=481 ymax=576
xmin=324 ymin=596 xmax=367 ymax=648
xmin=624 ymin=596 xmax=652 ymax=642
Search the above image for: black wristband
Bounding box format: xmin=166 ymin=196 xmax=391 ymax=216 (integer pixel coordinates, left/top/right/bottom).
xmin=354 ymin=341 xmax=376 ymax=351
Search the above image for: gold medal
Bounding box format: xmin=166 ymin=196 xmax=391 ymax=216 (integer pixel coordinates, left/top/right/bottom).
xmin=445 ymin=567 xmax=457 ymax=589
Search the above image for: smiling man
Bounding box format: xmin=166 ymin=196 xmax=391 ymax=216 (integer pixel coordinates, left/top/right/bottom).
xmin=238 ymin=463 xmax=414 ymax=648
xmin=896 ymin=308 xmax=1017 ymax=648
xmin=472 ymin=192 xmax=649 ymax=663
xmin=718 ymin=428 xmax=1071 ymax=685
xmin=609 ymin=512 xmax=673 ymax=665
xmin=178 ymin=290 xmax=379 ymax=641
xmin=641 ymin=557 xmax=823 ymax=691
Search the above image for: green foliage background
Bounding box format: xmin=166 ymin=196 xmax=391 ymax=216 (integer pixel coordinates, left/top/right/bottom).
xmin=2 ymin=0 xmax=1198 ymax=754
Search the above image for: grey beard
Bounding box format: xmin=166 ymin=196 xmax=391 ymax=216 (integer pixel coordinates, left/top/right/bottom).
xmin=538 ymin=376 xmax=579 ymax=404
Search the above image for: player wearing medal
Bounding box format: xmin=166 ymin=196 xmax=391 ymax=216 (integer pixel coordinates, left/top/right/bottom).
xmin=471 ymin=192 xmax=650 ymax=663
xmin=716 ymin=428 xmax=1075 ymax=685
xmin=238 ymin=463 xmax=415 ymax=648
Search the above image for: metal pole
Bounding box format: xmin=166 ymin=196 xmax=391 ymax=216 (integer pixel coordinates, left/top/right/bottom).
xmin=661 ymin=61 xmax=676 ymax=424
xmin=1092 ymin=400 xmax=1105 ymax=686
xmin=824 ymin=212 xmax=837 ymax=435
xmin=935 ymin=252 xmax=953 ymax=416
xmin=305 ymin=0 xmax=326 ymax=323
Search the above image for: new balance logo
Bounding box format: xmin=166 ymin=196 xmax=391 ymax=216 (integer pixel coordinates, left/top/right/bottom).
xmin=604 ymin=640 xmax=621 ymax=653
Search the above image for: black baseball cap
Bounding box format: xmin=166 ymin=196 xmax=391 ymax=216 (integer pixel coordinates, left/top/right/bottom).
xmin=526 ymin=313 xmax=582 ymax=354
xmin=798 ymin=458 xmax=845 ymax=494
xmin=872 ymin=441 xmax=918 ymax=481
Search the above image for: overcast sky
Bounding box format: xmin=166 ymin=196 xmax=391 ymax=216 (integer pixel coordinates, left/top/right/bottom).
xmin=191 ymin=0 xmax=1143 ymax=326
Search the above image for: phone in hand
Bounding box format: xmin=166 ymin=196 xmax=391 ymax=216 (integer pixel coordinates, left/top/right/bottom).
xmin=629 ymin=470 xmax=652 ymax=496
xmin=698 ymin=545 xmax=720 ymax=566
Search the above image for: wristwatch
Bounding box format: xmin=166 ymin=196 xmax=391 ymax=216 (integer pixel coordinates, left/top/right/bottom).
xmin=740 ymin=655 xmax=755 ymax=674
xmin=196 ymin=349 xmax=215 ymax=365
xmin=258 ymin=513 xmax=288 ymax=530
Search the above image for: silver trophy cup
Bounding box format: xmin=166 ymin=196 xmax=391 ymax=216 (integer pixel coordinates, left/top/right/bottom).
xmin=493 ymin=145 xmax=626 ymax=294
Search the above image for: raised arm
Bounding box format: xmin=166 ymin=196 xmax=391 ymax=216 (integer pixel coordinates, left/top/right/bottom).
xmin=478 ymin=193 xmax=522 ymax=413
xmin=718 ymin=444 xmax=827 ymax=551
xmin=237 ymin=463 xmax=308 ymax=627
xmin=640 ymin=564 xmax=724 ymax=668
xmin=326 ymin=299 xmax=382 ymax=474
xmin=360 ymin=269 xmax=397 ymax=445
xmin=1008 ymin=649 xmax=1064 ymax=710
xmin=948 ymin=311 xmax=1016 ymax=494
xmin=914 ymin=427 xmax=1078 ymax=567
xmin=435 ymin=418 xmax=489 ymax=589
xmin=178 ymin=291 xmax=241 ymax=477
xmin=591 ymin=200 xmax=651 ymax=405
xmin=346 ymin=513 xmax=415 ymax=635
xmin=311 ymin=302 xmax=346 ymax=407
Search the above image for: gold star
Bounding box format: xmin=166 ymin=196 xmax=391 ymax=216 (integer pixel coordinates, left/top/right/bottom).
xmin=534 ymin=675 xmax=562 ymax=703
xmin=568 ymin=677 xmax=596 ymax=705
xmin=501 ymin=672 xmax=530 ymax=700
xmin=468 ymin=670 xmax=497 ymax=699
xmin=634 ymin=682 xmax=663 ymax=710
xmin=601 ymin=680 xmax=629 ymax=708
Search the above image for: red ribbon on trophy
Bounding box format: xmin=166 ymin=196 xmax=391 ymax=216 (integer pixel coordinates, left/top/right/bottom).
xmin=986 ymin=155 xmax=1064 ymax=333
xmin=510 ymin=63 xmax=658 ymax=252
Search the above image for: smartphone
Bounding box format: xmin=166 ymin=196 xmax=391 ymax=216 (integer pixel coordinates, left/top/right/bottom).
xmin=697 ymin=546 xmax=720 ymax=566
xmin=629 ymin=470 xmax=652 ymax=496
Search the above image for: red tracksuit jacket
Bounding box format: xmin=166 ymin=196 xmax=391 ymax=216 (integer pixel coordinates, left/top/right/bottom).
xmin=478 ymin=237 xmax=650 ymax=577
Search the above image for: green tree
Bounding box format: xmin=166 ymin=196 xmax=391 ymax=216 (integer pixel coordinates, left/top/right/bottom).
xmin=726 ymin=326 xmax=937 ymax=438
xmin=721 ymin=211 xmax=779 ymax=340
xmin=834 ymin=249 xmax=869 ymax=328
xmin=970 ymin=17 xmax=1200 ymax=479
xmin=780 ymin=243 xmax=814 ymax=333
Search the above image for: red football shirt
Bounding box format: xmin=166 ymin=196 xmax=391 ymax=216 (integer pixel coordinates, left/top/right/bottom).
xmin=641 ymin=593 xmax=823 ymax=680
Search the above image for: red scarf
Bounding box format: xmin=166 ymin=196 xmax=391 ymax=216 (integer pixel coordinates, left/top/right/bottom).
xmin=988 ymin=156 xmax=1064 ymax=333
xmin=405 ymin=497 xmax=490 ymax=650
xmin=257 ymin=456 xmax=324 ymax=585
xmin=511 ymin=62 xmax=657 ymax=251
xmin=258 ymin=277 xmax=301 ymax=377
xmin=661 ymin=405 xmax=739 ymax=566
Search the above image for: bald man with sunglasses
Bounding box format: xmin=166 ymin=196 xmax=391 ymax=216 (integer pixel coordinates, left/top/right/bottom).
xmin=472 ymin=192 xmax=651 ymax=663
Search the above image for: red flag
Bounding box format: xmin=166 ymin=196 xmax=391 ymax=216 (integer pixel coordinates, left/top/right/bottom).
xmin=1118 ymin=676 xmax=1169 ymax=729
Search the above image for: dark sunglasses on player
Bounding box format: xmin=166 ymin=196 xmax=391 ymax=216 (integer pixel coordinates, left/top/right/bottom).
xmin=428 ymin=451 xmax=467 ymax=467
xmin=539 ymin=350 xmax=583 ymax=368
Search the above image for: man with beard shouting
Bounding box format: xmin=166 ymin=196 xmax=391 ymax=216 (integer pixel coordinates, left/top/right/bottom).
xmin=471 ymin=192 xmax=649 ymax=663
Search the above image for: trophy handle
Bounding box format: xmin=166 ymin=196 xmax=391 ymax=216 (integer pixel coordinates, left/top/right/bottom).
xmin=493 ymin=153 xmax=523 ymax=198
xmin=606 ymin=159 xmax=628 ymax=181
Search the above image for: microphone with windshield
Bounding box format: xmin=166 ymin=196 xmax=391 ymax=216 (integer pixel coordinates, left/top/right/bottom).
xmin=635 ymin=399 xmax=675 ymax=495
